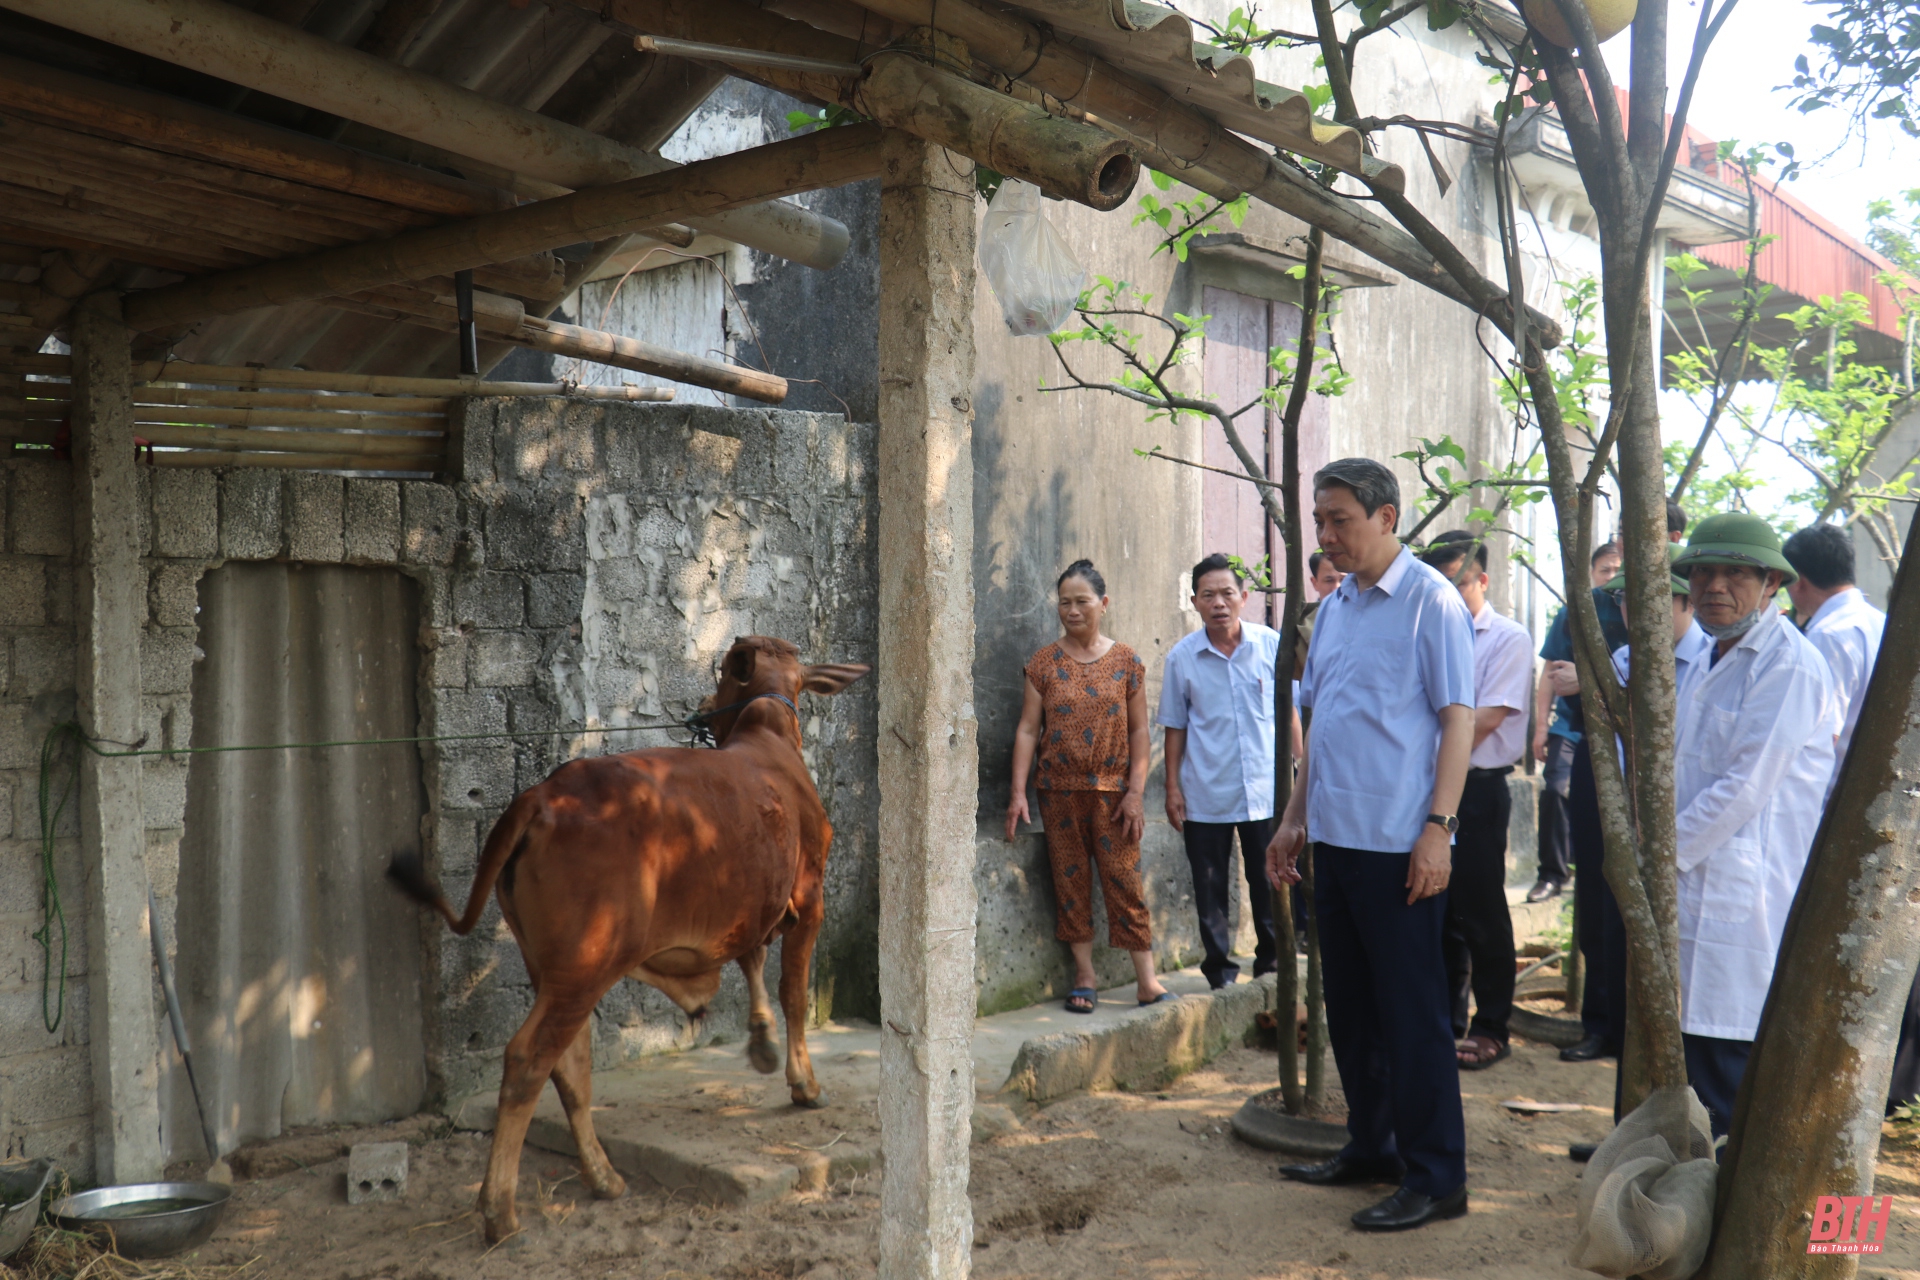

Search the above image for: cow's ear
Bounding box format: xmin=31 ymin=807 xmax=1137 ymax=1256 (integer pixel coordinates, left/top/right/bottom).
xmin=802 ymin=663 xmax=870 ymax=695
xmin=725 ymin=644 xmax=757 ymax=684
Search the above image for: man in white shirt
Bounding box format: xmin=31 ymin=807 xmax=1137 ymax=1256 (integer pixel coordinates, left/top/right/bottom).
xmin=1670 ymin=514 xmax=1838 ymax=1137
xmin=1421 ymin=531 xmax=1532 ymax=1073
xmin=1158 ymin=553 xmax=1281 ymax=989
xmin=1782 ymin=522 xmax=1885 ymax=775
xmin=1266 ymin=459 xmax=1476 ymax=1232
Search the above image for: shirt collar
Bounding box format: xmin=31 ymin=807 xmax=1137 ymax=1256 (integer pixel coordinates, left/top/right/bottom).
xmin=1341 ymin=546 xmax=1414 ymax=601
xmin=1675 ymin=620 xmax=1712 ymax=668
xmin=1808 ymin=586 xmax=1861 ymax=630
xmin=1470 ymin=600 xmax=1493 ymax=633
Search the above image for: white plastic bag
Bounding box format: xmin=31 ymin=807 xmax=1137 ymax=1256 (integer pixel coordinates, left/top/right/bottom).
xmin=978 ymin=179 xmax=1087 ymax=337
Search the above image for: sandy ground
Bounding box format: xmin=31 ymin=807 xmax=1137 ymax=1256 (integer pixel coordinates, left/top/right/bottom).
xmin=144 ymin=1036 xmax=1920 ymax=1280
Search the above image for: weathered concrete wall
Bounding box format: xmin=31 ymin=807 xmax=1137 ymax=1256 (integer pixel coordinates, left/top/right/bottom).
xmin=434 ymin=400 xmax=879 ymax=1103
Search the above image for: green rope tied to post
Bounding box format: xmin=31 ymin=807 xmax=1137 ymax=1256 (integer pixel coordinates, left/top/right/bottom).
xmin=34 ymin=723 xmax=81 ymax=1033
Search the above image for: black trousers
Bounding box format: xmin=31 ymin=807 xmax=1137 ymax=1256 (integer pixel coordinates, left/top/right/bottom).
xmin=1316 ymin=844 xmax=1468 ymax=1197
xmin=1683 ymin=1033 xmax=1752 ymax=1141
xmin=1181 ymin=818 xmax=1278 ymax=987
xmin=1888 ymin=968 xmax=1920 ymax=1113
xmin=1444 ymin=769 xmax=1516 ymax=1044
xmin=1537 ymin=734 xmax=1575 ymax=885
xmin=1568 ymin=738 xmax=1627 ymax=1051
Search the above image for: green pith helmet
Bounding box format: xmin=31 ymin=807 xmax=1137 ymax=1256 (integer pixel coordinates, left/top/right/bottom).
xmin=1601 ymin=545 xmax=1690 ymax=595
xmin=1673 ymin=512 xmax=1798 ymax=585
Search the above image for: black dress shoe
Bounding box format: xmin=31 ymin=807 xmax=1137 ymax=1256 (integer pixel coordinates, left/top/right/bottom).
xmin=1569 ymin=1143 xmax=1597 ymax=1162
xmin=1279 ymin=1153 xmax=1407 ymax=1186
xmin=1525 ymin=879 xmax=1564 ymax=903
xmin=1351 ymin=1184 xmax=1469 ymax=1231
xmin=1559 ymin=1034 xmax=1617 ymax=1062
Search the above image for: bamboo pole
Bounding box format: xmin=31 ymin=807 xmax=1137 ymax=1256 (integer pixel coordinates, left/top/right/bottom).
xmin=0 ymin=356 xmax=678 ymax=401
xmin=0 ymin=0 xmax=852 ymax=271
xmin=334 ymin=283 xmax=789 ymax=402
xmin=119 ymin=124 xmax=883 ymax=333
xmin=10 ymin=387 xmax=453 ymax=413
xmin=0 ymin=53 xmax=517 ymax=219
xmin=146 ymin=450 xmax=442 ymax=471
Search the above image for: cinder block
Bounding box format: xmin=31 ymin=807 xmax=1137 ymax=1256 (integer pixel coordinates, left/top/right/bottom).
xmin=9 ymin=633 xmax=71 ymax=698
xmin=140 ymin=628 xmax=197 ymax=696
xmin=431 ymin=689 xmax=508 ymax=738
xmin=421 ymin=629 xmax=467 ymax=689
xmin=0 ymin=557 xmax=46 ymax=627
xmin=148 ymin=562 xmax=203 ymax=628
xmin=219 ymin=471 xmax=282 ymax=560
xmin=347 ymin=1142 xmax=408 ymax=1204
xmin=285 ymin=475 xmax=344 ymax=562
xmin=10 ymin=465 xmax=70 ymax=557
xmin=469 ymin=631 xmax=539 ymax=687
xmin=344 ymin=480 xmax=401 ymax=562
xmin=6 ymin=1046 xmax=91 ymax=1125
xmin=527 ymin=572 xmax=584 ymax=627
xmin=140 ymin=760 xmax=189 ymax=829
xmin=402 ymin=483 xmax=460 ymax=566
xmin=453 ymin=572 xmax=525 ymax=628
xmin=44 ymin=564 xmax=72 ymax=627
xmin=151 ymin=471 xmax=219 ymax=558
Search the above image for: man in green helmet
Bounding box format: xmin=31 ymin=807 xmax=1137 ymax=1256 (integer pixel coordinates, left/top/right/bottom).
xmin=1666 ymin=513 xmax=1839 ymax=1138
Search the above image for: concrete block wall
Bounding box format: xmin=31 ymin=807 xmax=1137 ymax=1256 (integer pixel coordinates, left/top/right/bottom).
xmin=0 ymin=459 xmax=90 ymax=1170
xmin=431 ymin=399 xmax=881 ymax=1103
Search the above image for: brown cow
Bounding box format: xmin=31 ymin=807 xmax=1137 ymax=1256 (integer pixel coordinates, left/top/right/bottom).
xmin=388 ymin=636 xmax=868 ymax=1243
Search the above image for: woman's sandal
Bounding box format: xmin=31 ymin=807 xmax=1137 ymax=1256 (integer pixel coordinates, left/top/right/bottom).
xmin=1137 ymin=990 xmax=1179 ymax=1006
xmin=1457 ymin=1035 xmax=1511 ymax=1071
xmin=1065 ymin=988 xmax=1097 ymax=1014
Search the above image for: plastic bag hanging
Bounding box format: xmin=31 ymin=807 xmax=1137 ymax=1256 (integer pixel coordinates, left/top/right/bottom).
xmin=978 ymin=179 xmax=1088 ymax=337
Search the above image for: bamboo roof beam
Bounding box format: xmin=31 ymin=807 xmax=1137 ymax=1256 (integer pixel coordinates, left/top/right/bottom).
xmin=0 ymin=354 xmax=676 ymax=400
xmin=0 ymin=54 xmax=517 ymax=219
xmin=120 ymin=123 xmax=881 ymax=340
xmin=0 ymin=0 xmax=852 ymax=271
xmin=588 ymin=0 xmax=1139 ymax=209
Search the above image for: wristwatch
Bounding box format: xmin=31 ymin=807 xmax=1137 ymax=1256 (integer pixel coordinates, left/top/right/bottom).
xmin=1426 ymin=813 xmax=1459 ymax=834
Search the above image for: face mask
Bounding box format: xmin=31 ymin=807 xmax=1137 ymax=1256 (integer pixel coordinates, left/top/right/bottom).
xmin=1696 ymin=602 xmax=1769 ymax=640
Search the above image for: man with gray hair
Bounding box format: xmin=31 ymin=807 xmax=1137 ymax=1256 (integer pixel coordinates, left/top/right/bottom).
xmin=1669 ymin=514 xmax=1838 ymax=1137
xmin=1268 ymin=457 xmax=1476 ymax=1231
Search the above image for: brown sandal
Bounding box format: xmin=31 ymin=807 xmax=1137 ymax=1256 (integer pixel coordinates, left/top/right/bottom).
xmin=1457 ymin=1035 xmax=1510 ymax=1071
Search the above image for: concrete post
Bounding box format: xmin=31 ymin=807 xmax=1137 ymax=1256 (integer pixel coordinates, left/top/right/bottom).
xmin=875 ymin=129 xmax=979 ymax=1280
xmin=71 ymin=293 xmax=165 ymax=1183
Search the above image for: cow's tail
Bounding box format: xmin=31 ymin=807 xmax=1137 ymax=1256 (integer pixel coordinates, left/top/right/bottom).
xmin=387 ymin=794 xmax=541 ymax=936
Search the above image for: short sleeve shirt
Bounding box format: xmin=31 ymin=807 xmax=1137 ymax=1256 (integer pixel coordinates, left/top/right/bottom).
xmin=1025 ymin=641 xmax=1145 ymax=792
xmin=1299 ymin=548 xmax=1477 ymax=853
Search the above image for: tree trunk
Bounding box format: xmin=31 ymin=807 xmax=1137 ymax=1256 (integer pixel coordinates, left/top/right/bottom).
xmin=1271 ymin=231 xmax=1326 ymax=1112
xmin=1699 ymin=509 xmax=1920 ymax=1277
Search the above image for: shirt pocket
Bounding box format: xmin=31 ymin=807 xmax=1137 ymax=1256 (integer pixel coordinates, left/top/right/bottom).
xmin=1697 ymin=837 xmax=1763 ymax=924
xmin=1343 ymin=637 xmax=1411 ymax=697
xmin=1696 ymin=704 xmax=1741 ymax=774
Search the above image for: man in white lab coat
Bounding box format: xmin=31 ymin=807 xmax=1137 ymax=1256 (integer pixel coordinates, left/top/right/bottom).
xmin=1782 ymin=522 xmax=1885 ymax=776
xmin=1670 ymin=514 xmax=1839 ymax=1137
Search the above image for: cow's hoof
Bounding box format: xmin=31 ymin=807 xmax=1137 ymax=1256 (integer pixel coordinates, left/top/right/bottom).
xmin=792 ymin=1088 xmax=827 ymax=1110
xmin=482 ymin=1216 xmax=523 ymax=1247
xmin=747 ymin=1036 xmax=781 ymax=1075
xmin=589 ymin=1171 xmax=627 ymax=1200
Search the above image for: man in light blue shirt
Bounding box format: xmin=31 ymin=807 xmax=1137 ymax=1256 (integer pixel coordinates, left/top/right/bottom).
xmin=1158 ymin=553 xmax=1281 ymax=989
xmin=1265 ymin=457 xmax=1476 ymax=1233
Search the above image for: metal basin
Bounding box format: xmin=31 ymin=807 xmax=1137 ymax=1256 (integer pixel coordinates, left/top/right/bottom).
xmin=0 ymin=1158 xmax=55 ymax=1260
xmin=49 ymin=1182 xmax=230 ymax=1259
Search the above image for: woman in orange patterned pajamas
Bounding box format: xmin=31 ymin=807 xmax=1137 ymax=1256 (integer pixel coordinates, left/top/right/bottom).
xmin=1005 ymin=559 xmax=1172 ymax=1013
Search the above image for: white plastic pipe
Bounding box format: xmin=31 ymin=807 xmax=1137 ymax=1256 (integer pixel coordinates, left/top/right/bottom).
xmin=0 ymin=0 xmax=851 ymax=270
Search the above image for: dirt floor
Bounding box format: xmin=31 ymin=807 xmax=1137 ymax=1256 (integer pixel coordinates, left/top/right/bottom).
xmin=113 ymin=1036 xmax=1920 ymax=1280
